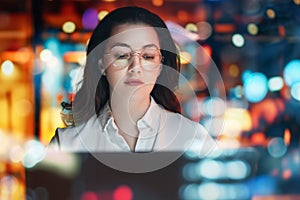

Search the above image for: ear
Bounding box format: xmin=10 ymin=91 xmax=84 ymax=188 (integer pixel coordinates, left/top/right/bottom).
xmin=158 ymin=64 xmax=163 ymax=74
xmin=98 ymin=59 xmax=106 ymax=76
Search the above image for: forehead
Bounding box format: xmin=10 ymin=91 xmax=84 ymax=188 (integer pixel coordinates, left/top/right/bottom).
xmin=106 ymin=24 xmax=160 ymax=49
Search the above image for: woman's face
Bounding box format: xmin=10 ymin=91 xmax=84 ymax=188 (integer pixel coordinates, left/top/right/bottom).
xmin=103 ymin=23 xmax=162 ymax=101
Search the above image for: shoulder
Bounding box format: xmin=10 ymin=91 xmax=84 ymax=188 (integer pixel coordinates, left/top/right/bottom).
xmin=163 ymin=109 xmax=205 ymax=132
xmin=55 ymin=125 xmax=80 ymax=141
xmin=48 ymin=115 xmax=100 ymax=151
xmin=48 ymin=125 xmax=82 ymax=151
xmin=157 ymin=108 xmax=217 ymax=155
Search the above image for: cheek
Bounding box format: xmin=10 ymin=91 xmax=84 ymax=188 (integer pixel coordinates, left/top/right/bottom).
xmin=146 ymin=70 xmax=161 ymax=83
xmin=105 ymin=69 xmax=125 ymax=89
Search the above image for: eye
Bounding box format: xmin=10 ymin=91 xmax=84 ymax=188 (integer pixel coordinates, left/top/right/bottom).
xmin=142 ymin=49 xmax=160 ymax=61
xmin=142 ymin=53 xmax=156 ymax=60
xmin=114 ymin=52 xmax=130 ymax=60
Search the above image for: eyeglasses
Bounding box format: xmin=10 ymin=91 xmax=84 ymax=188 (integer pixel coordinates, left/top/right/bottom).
xmin=104 ymin=46 xmax=163 ymax=70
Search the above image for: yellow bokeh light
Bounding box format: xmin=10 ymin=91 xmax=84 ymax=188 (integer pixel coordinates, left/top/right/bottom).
xmin=179 ymin=51 xmax=192 ymax=65
xmin=62 ymin=21 xmax=76 ymax=34
xmin=185 ymin=23 xmax=198 ymax=32
xmin=229 ymin=64 xmax=239 ymax=77
xmin=247 ymin=23 xmax=258 ymax=35
xmin=222 ymin=108 xmax=252 ymax=137
xmin=98 ymin=10 xmax=109 ymax=21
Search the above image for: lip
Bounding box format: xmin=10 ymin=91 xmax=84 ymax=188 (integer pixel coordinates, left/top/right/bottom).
xmin=124 ymin=79 xmax=144 ymax=86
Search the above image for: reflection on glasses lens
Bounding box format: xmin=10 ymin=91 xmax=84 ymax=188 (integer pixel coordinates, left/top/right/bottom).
xmin=106 ymin=46 xmax=162 ymax=70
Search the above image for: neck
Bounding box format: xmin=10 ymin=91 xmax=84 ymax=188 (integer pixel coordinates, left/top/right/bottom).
xmin=109 ymin=94 xmax=151 ymax=152
xmin=129 ymin=96 xmax=151 ymax=121
xmin=110 ymin=94 xmax=151 ymax=135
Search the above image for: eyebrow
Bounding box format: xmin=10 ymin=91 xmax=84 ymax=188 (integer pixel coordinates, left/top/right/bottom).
xmin=111 ymin=43 xmax=160 ymax=49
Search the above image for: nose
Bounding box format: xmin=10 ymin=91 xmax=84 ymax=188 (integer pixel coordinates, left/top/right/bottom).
xmin=128 ymin=53 xmax=142 ymax=73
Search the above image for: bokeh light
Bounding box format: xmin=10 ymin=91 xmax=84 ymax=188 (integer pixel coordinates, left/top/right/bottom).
xmin=179 ymin=51 xmax=192 ymax=65
xmin=1 ymin=60 xmax=14 ymax=75
xmin=202 ymin=44 xmax=212 ymax=57
xmin=177 ymin=10 xmax=189 ymax=22
xmin=197 ymin=21 xmax=212 ymax=40
xmin=22 ymin=140 xmax=46 ymax=168
xmin=62 ymin=21 xmax=76 ymax=33
xmin=185 ymin=23 xmax=198 ymax=32
xmin=291 ymin=82 xmax=300 ymax=101
xmin=241 ymin=69 xmax=252 ymax=83
xmin=113 ymin=185 xmax=133 ymax=200
xmin=232 ymin=34 xmax=245 ymax=47
xmin=282 ymin=169 xmax=292 ymax=180
xmin=294 ymin=0 xmax=300 ymax=5
xmin=0 ymin=175 xmax=19 ymax=195
xmin=40 ymin=49 xmax=53 ymax=62
xmin=198 ymin=182 xmax=250 ymax=200
xmin=98 ymin=10 xmax=109 ymax=21
xmin=268 ymin=76 xmax=284 ymax=92
xmin=233 ymin=85 xmax=243 ymax=98
xmin=198 ymin=182 xmax=220 ymax=199
xmin=182 ymin=162 xmax=201 ymax=182
xmin=226 ymin=160 xmax=250 ymax=180
xmin=152 ymin=0 xmax=164 ymax=7
xmin=199 ymin=159 xmax=223 ymax=180
xmin=82 ymin=8 xmax=98 ymax=30
xmin=228 ymin=64 xmax=239 ymax=77
xmin=267 ymin=137 xmax=287 ymax=158
xmin=283 ymin=59 xmax=300 ymax=87
xmin=266 ymin=8 xmax=276 ymax=19
xmin=202 ymin=97 xmax=226 ymax=117
xmin=81 ymin=191 xmax=98 ymax=200
xmin=222 ymin=108 xmax=252 ymax=137
xmin=247 ymin=23 xmax=259 ymax=35
xmin=180 ymin=184 xmax=200 ymax=200
xmin=243 ymin=72 xmax=268 ymax=103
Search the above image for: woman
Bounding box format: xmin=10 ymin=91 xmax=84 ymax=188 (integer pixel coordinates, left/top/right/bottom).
xmin=49 ymin=6 xmax=216 ymax=155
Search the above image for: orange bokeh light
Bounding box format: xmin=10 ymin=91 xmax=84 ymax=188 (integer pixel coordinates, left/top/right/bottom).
xmin=152 ymin=0 xmax=164 ymax=7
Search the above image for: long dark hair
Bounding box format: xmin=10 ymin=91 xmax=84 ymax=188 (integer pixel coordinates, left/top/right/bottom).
xmin=73 ymin=6 xmax=181 ymax=124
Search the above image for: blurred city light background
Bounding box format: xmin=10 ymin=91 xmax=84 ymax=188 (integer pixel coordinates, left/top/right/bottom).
xmin=0 ymin=0 xmax=300 ymax=199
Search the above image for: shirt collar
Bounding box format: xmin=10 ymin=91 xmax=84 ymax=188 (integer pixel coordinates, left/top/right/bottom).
xmin=138 ymin=96 xmax=161 ymax=131
xmin=98 ymin=96 xmax=161 ymax=131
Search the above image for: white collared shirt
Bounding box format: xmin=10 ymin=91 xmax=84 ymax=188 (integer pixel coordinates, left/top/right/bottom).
xmin=49 ymin=98 xmax=216 ymax=155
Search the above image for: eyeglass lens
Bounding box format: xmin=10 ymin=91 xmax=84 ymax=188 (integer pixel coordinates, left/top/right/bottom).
xmin=107 ymin=46 xmax=162 ymax=70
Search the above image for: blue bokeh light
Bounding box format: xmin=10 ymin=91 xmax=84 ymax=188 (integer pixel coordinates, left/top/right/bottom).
xmin=243 ymin=72 xmax=268 ymax=103
xmin=291 ymin=82 xmax=300 ymax=101
xmin=283 ymin=59 xmax=300 ymax=87
xmin=241 ymin=69 xmax=252 ymax=83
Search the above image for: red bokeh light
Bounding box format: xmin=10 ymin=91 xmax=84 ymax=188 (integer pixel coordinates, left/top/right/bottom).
xmin=113 ymin=185 xmax=133 ymax=200
xmin=81 ymin=191 xmax=98 ymax=200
